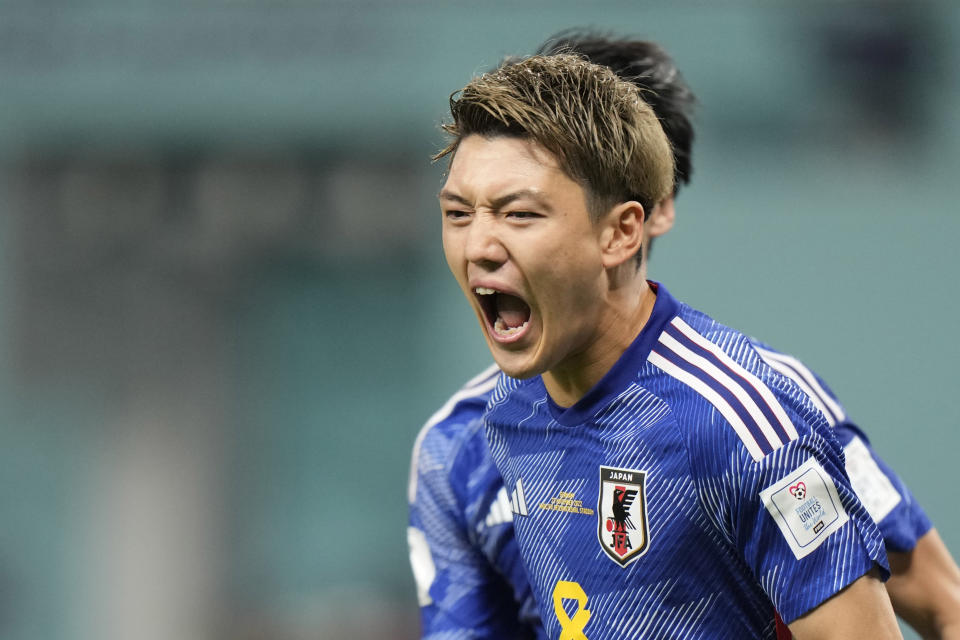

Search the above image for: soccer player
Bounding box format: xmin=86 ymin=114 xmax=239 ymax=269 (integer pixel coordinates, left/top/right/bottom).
xmin=434 ymin=53 xmax=897 ymax=639
xmin=409 ymin=34 xmax=960 ymax=639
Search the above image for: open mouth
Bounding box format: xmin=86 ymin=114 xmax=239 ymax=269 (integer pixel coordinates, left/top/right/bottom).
xmin=474 ymin=287 xmax=532 ymax=341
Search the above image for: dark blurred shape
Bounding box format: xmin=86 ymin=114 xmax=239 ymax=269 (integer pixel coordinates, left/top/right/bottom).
xmin=535 ymin=29 xmax=697 ymax=194
xmin=813 ymin=3 xmax=943 ymax=144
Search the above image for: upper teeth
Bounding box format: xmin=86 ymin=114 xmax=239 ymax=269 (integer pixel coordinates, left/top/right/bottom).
xmin=475 ymin=287 xmax=497 ymax=295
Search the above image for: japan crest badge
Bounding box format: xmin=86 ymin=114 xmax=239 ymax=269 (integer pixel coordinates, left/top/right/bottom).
xmin=597 ymin=466 xmax=650 ymax=567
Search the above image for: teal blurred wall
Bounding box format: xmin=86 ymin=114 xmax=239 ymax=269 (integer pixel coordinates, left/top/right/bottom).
xmin=0 ymin=2 xmax=957 ymax=639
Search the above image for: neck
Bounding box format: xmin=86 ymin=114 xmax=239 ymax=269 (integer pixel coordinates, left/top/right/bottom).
xmin=542 ymin=276 xmax=656 ymax=408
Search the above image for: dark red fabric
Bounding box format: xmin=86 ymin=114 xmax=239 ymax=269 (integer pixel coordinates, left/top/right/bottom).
xmin=775 ymin=612 xmax=792 ymax=639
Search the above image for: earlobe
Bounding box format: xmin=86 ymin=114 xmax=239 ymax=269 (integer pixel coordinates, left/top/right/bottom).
xmin=600 ymin=201 xmax=645 ymax=269
xmin=646 ymin=197 xmax=676 ymax=238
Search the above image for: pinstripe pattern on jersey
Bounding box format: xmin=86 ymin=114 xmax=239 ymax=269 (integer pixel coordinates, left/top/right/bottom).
xmin=409 ymin=416 xmax=487 ymax=615
xmin=409 ymin=361 xmax=550 ymax=639
xmin=587 ymin=579 xmax=719 ymax=639
xmin=668 ymin=320 xmax=798 ymax=441
xmin=754 ymin=347 xmax=847 ymax=426
xmin=481 ymin=289 xmax=889 ymax=635
xmin=695 ymin=435 xmax=880 ymax=618
xmin=649 ymin=317 xmax=799 ymax=461
xmin=487 ymin=377 xmax=781 ymax=638
xmin=408 ymin=364 xmax=499 ymax=502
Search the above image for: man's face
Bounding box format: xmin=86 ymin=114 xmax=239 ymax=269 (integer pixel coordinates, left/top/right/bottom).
xmin=439 ymin=135 xmax=610 ymax=380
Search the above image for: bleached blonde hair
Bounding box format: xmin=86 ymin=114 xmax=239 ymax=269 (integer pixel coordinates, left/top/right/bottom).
xmin=436 ymin=53 xmax=674 ymax=219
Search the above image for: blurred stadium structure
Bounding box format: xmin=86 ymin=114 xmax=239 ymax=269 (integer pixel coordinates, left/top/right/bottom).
xmin=0 ymin=2 xmax=957 ymax=639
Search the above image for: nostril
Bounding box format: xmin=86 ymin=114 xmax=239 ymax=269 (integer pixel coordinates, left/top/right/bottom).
xmin=471 ymin=257 xmax=505 ymax=272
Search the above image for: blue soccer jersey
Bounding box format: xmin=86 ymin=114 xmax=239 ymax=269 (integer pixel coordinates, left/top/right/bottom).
xmin=407 ymin=365 xmax=546 ymax=640
xmin=482 ymin=283 xmax=888 ymax=639
xmin=407 ymin=290 xmax=931 ymax=638
xmin=750 ymin=343 xmax=931 ymax=552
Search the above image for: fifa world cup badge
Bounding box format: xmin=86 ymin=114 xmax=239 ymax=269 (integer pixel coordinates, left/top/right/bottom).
xmin=597 ymin=466 xmax=650 ymax=567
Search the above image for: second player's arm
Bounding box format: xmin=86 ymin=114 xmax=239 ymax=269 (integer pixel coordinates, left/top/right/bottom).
xmin=755 ymin=349 xmax=959 ymax=638
xmin=886 ymin=528 xmax=960 ymax=640
xmin=788 ymin=568 xmax=902 ymax=639
xmin=830 ymin=424 xmax=960 ymax=638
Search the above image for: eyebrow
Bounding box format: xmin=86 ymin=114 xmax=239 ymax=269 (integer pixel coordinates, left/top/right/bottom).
xmin=437 ymin=188 xmax=554 ymax=212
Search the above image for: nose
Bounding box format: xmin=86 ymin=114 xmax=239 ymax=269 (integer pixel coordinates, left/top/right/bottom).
xmin=464 ymin=214 xmax=508 ymax=269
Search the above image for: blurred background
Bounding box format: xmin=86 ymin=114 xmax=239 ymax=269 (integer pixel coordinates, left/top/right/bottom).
xmin=0 ymin=1 xmax=957 ymax=639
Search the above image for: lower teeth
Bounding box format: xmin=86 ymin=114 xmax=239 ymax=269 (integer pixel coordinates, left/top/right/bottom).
xmin=494 ymin=317 xmax=528 ymax=336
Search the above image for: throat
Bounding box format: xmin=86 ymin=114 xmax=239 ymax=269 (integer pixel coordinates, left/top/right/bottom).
xmin=542 ymin=357 xmax=611 ymax=409
xmin=543 ymin=284 xmax=659 ymax=408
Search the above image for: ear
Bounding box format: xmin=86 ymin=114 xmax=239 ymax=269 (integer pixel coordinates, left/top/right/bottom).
xmin=644 ymin=196 xmax=676 ymax=240
xmin=599 ymin=201 xmax=645 ymax=269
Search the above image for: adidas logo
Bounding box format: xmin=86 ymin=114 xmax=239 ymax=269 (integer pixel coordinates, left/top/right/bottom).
xmin=511 ymin=477 xmax=529 ymax=517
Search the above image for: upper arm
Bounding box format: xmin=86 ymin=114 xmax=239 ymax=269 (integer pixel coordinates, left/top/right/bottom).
xmin=658 ymin=329 xmax=892 ymax=624
xmin=789 ymin=570 xmax=901 ymax=639
xmin=885 ymin=528 xmax=960 ymax=639
xmin=753 ymin=342 xmax=956 ymax=635
xmin=686 ymin=384 xmax=890 ymax=623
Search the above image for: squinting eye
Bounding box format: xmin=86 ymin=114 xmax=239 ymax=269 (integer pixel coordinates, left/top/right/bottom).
xmin=507 ymin=211 xmax=540 ymax=219
xmin=445 ymin=210 xmax=469 ymax=220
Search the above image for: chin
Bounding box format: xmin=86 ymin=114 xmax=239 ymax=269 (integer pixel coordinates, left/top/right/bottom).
xmin=490 ymin=349 xmax=544 ymax=381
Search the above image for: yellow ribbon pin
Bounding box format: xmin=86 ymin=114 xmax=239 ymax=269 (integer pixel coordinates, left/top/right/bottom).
xmin=552 ymin=580 xmax=591 ymax=640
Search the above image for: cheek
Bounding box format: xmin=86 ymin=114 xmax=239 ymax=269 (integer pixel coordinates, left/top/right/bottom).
xmin=550 ymin=241 xmax=604 ymax=284
xmin=541 ymin=249 xmax=605 ymax=314
xmin=535 ymin=256 xmax=602 ymax=310
xmin=534 ymin=222 xmax=597 ymax=262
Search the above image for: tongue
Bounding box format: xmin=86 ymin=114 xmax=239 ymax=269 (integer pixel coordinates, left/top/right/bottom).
xmin=496 ymin=293 xmax=530 ymax=329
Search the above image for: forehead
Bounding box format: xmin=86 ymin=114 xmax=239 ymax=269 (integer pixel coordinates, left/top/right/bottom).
xmin=442 ymin=135 xmax=575 ymax=198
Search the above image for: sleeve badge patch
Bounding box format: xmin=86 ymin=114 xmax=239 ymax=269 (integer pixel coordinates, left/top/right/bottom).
xmin=843 ymin=436 xmax=901 ymax=523
xmin=759 ymin=457 xmax=850 ymax=559
xmin=597 ymin=466 xmax=650 ymax=567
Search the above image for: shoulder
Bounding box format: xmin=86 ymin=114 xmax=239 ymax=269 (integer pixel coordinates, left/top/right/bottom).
xmin=747 ymin=338 xmax=848 ymax=427
xmin=645 ymin=306 xmax=828 ymax=463
xmin=407 ymin=364 xmax=501 ymax=504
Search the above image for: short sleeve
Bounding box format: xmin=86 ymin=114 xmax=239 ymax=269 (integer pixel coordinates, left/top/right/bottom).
xmin=751 ymin=342 xmax=934 ymax=553
xmin=688 ymin=394 xmax=889 ymax=623
xmin=831 ymin=422 xmax=933 ymax=552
